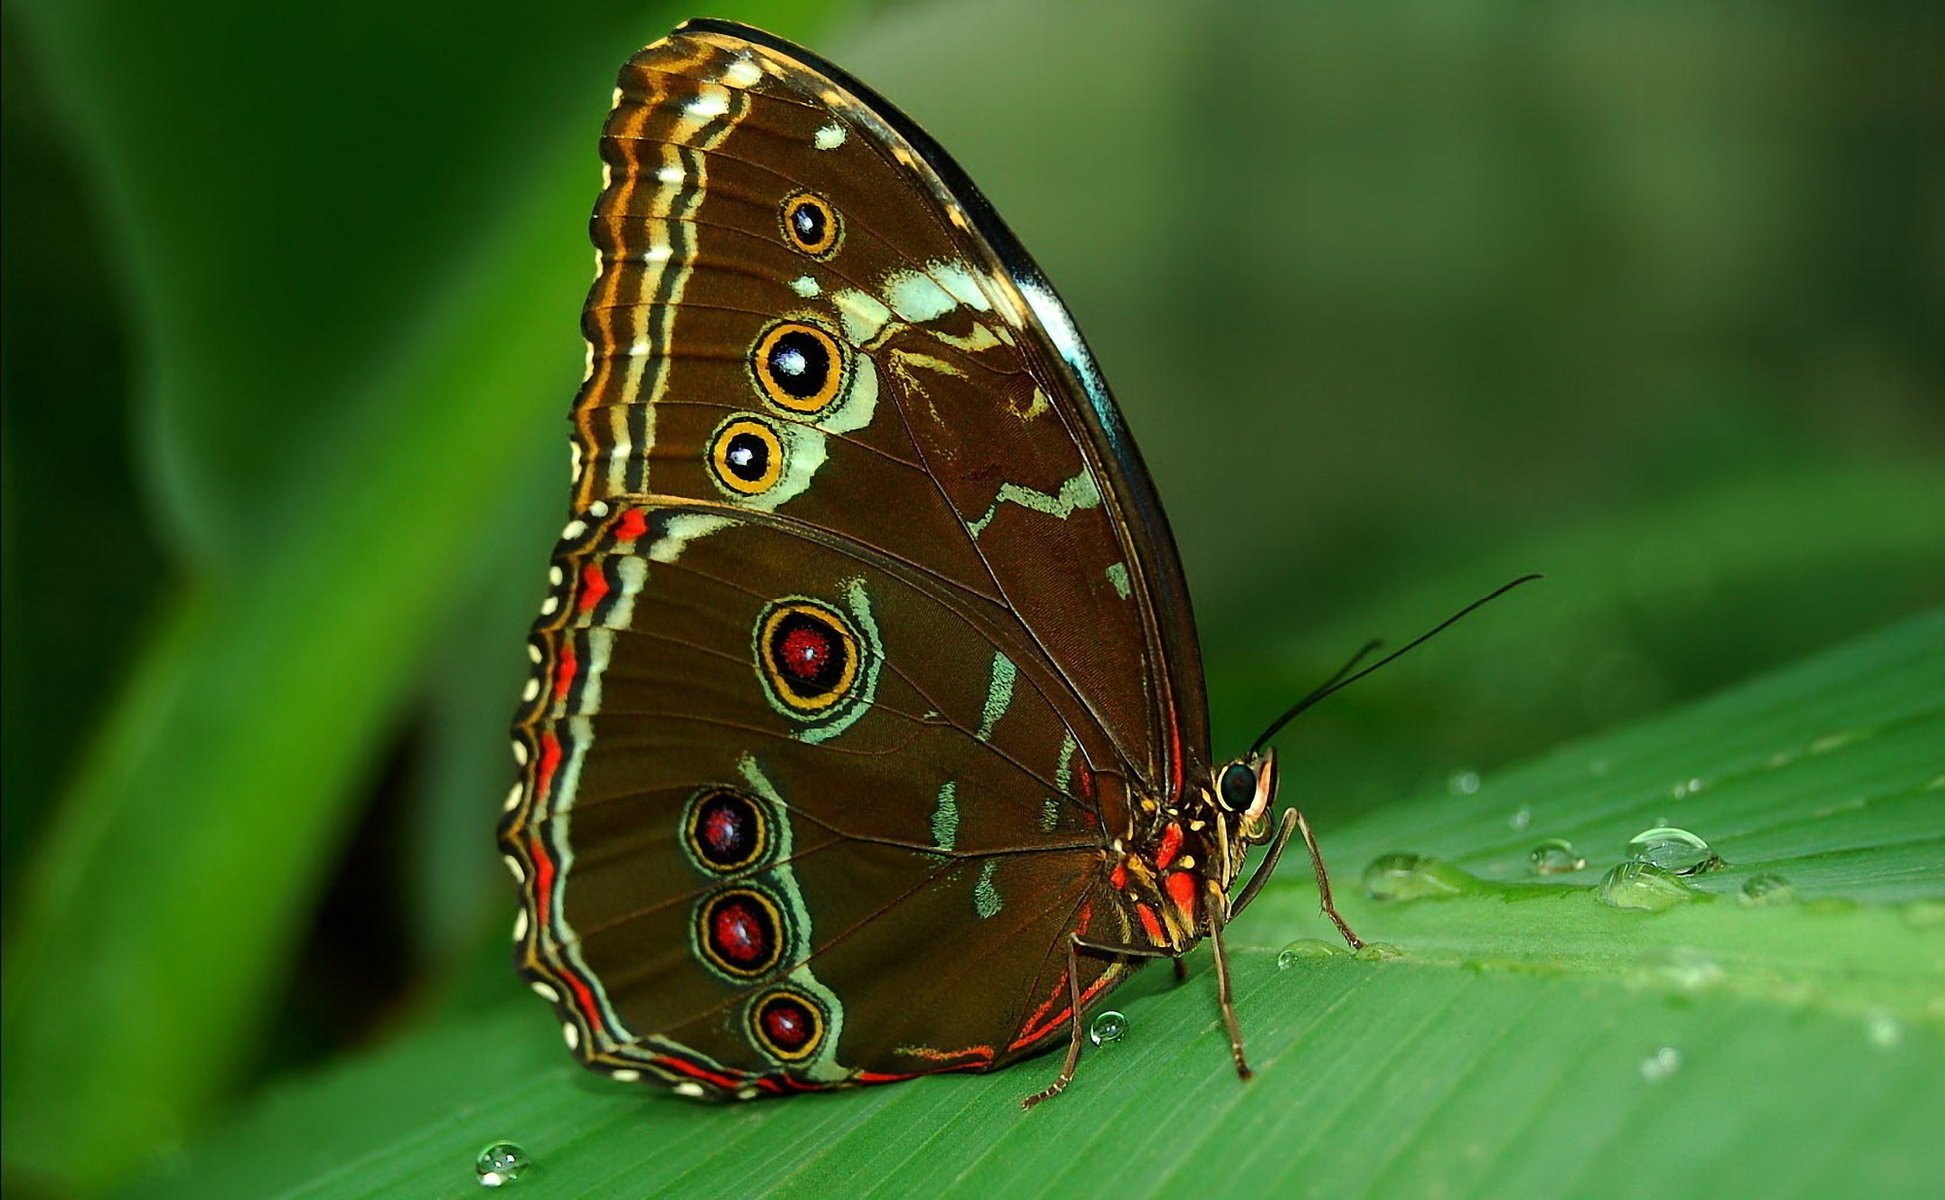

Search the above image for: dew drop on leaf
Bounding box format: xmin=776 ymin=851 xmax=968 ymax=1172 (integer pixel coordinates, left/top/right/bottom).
xmin=1624 ymin=826 xmax=1721 ymax=875
xmin=1598 ymin=862 xmax=1696 ymax=912
xmin=1639 ymin=1046 xmax=1683 ymax=1083
xmin=1738 ymin=872 xmax=1796 ymax=906
xmin=1528 ymin=838 xmax=1586 ymax=875
xmin=476 ymin=1141 xmax=531 ymax=1188
xmin=1362 ymin=853 xmax=1471 ymax=901
xmin=1276 ymin=938 xmax=1348 ymax=969
xmin=1089 ymin=1010 xmax=1127 ymax=1046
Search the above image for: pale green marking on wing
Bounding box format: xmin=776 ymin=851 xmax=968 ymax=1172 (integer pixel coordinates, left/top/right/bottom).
xmin=967 ymin=468 xmax=1101 ymax=537
xmin=974 ymin=859 xmax=1002 ymax=919
xmin=1046 ymin=735 xmax=1078 ymax=832
xmin=978 ymin=652 xmax=1016 ymax=741
xmin=931 ymin=781 xmax=959 ymax=852
xmin=1106 ymin=562 xmax=1132 ymax=599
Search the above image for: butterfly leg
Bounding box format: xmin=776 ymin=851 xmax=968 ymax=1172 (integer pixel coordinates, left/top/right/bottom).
xmin=1230 ymin=808 xmax=1364 ymax=949
xmin=1173 ymin=957 xmax=1189 ymax=983
xmin=1022 ymin=934 xmax=1175 ymax=1110
xmin=1205 ymin=899 xmax=1252 ymax=1080
xmin=1021 ymin=938 xmax=1088 ymax=1111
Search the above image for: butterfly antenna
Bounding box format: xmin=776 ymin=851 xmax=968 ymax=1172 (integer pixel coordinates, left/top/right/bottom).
xmin=1248 ymin=574 xmax=1544 ymax=756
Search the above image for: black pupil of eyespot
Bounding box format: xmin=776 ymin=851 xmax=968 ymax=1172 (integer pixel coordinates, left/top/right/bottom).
xmin=767 ymin=331 xmax=830 ymax=399
xmin=791 ymin=202 xmax=824 ymax=243
xmin=695 ymin=792 xmax=759 ymax=867
xmin=1220 ymin=763 xmax=1256 ymax=810
xmin=724 ymin=431 xmax=769 ymax=480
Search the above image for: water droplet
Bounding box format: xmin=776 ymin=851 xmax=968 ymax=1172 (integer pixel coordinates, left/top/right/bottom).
xmin=1528 ymin=838 xmax=1586 ymax=875
xmin=1639 ymin=1046 xmax=1682 ymax=1083
xmin=1363 ymin=853 xmax=1472 ymax=901
xmin=1352 ymin=942 xmax=1405 ymax=961
xmin=1508 ymin=806 xmax=1532 ymax=832
xmin=1669 ymin=777 xmax=1706 ymax=800
xmin=1864 ymin=1011 xmax=1903 ymax=1049
xmin=1624 ymin=826 xmax=1721 ymax=875
xmin=1448 ymin=769 xmax=1481 ymax=795
xmin=1738 ymin=872 xmax=1796 ymax=906
xmin=476 ymin=1142 xmax=531 ymax=1188
xmin=1597 ymin=862 xmax=1696 ymax=912
xmin=1089 ymin=1010 xmax=1127 ymax=1046
xmin=1277 ymin=938 xmax=1349 ymax=968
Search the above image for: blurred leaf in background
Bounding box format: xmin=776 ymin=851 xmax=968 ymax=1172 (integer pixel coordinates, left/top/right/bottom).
xmin=2 ymin=0 xmax=1939 ymax=1196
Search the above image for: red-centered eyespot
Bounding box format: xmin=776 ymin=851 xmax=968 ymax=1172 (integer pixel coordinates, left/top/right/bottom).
xmin=696 ymin=887 xmax=785 ymax=978
xmin=749 ymin=989 xmax=826 ymax=1062
xmin=779 ymin=626 xmax=831 ymax=679
xmin=764 ymin=1001 xmax=809 ymax=1047
xmin=714 ymin=901 xmax=767 ymax=965
xmin=704 ymin=808 xmax=739 ymax=855
xmin=683 ymin=789 xmax=770 ymax=875
xmin=756 ymin=601 xmax=860 ymax=715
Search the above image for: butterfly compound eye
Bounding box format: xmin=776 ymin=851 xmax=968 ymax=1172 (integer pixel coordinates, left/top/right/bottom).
xmin=1218 ymin=762 xmax=1257 ymax=811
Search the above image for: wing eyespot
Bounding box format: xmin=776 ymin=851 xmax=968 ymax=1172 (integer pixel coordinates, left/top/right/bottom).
xmin=748 ymin=988 xmax=828 ymax=1062
xmin=709 ymin=415 xmax=786 ymax=495
xmin=755 ymin=600 xmax=860 ymax=716
xmin=682 ymin=787 xmax=773 ymax=874
xmin=694 ymin=885 xmax=788 ymax=979
xmin=780 ymin=190 xmax=842 ymax=258
xmin=751 ymin=321 xmax=847 ymax=415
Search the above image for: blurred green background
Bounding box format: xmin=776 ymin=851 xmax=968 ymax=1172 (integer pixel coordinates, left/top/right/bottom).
xmin=2 ymin=0 xmax=1939 ymax=1194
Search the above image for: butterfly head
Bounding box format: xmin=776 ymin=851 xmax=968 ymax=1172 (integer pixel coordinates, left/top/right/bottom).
xmin=1213 ymin=748 xmax=1278 ymax=846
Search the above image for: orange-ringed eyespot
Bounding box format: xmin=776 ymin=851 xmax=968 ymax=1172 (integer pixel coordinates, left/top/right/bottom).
xmin=683 ymin=788 xmax=771 ymax=874
xmin=780 ymin=191 xmax=841 ymax=258
xmin=752 ymin=322 xmax=845 ymax=415
xmin=696 ymin=886 xmax=786 ymax=978
xmin=756 ymin=601 xmax=859 ymax=715
xmin=709 ymin=416 xmax=785 ymax=495
xmin=748 ymin=989 xmax=826 ymax=1061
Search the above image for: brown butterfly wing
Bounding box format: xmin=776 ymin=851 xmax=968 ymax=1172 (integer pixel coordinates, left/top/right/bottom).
xmin=501 ymin=22 xmax=1201 ymax=1094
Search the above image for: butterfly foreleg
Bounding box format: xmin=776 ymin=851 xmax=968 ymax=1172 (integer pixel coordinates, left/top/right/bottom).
xmin=1228 ymin=808 xmax=1364 ymax=950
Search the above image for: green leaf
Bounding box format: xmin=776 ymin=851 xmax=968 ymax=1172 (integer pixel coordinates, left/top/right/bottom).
xmin=138 ymin=614 xmax=1945 ymax=1199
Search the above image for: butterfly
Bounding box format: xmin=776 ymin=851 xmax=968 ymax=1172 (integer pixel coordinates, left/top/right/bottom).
xmin=498 ymin=18 xmax=1371 ymax=1108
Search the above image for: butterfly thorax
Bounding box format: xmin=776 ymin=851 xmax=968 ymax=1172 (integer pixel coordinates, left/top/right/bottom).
xmin=1102 ymin=753 xmax=1272 ymax=953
